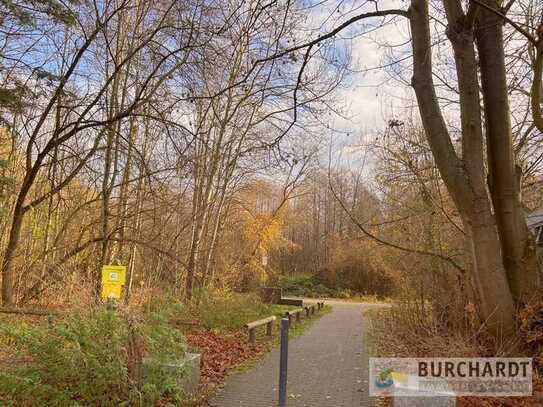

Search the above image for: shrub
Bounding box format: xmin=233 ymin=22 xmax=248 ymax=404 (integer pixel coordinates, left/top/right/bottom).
xmin=278 ymin=274 xmax=343 ymax=298
xmin=196 ymin=288 xmax=271 ymax=332
xmin=366 ymin=303 xmax=481 ymax=359
xmin=0 ymin=306 xmax=187 ymax=406
xmin=191 ymin=288 xmax=295 ymax=333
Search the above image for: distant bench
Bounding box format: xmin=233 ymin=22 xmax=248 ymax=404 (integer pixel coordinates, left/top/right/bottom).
xmin=277 ymin=298 xmax=303 ymax=307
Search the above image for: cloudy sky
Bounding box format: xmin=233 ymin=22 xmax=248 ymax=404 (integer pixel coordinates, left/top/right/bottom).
xmin=302 ymin=0 xmax=414 ymax=170
xmin=311 ymin=0 xmax=412 ymax=130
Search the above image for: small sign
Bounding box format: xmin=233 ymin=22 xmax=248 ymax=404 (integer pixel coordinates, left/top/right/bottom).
xmin=262 ymin=255 xmax=268 ymax=267
xmin=101 ymin=265 xmax=126 ymax=285
xmin=101 ymin=265 xmax=126 ymax=299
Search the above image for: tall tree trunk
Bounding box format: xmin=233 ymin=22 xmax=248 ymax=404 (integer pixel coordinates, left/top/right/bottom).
xmin=115 ymin=114 xmax=137 ymax=261
xmin=475 ymin=2 xmax=538 ymax=303
xmin=185 ymin=141 xmax=205 ymax=300
xmin=410 ymin=0 xmax=516 ymax=338
xmin=202 ymin=193 xmax=227 ymax=286
xmin=124 ymin=110 xmax=150 ymax=304
xmin=98 ymin=5 xmax=129 ymax=299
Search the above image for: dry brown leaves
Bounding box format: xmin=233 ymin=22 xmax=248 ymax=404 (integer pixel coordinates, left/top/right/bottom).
xmin=456 ymin=369 xmax=543 ymax=407
xmin=458 ymin=384 xmax=543 ymax=407
xmin=520 ymin=302 xmax=543 ymax=367
xmin=186 ymin=330 xmax=265 ymax=390
xmin=369 ymin=305 xmax=543 ymax=407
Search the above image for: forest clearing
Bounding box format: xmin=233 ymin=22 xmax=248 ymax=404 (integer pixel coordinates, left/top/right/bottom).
xmin=0 ymin=0 xmax=543 ymax=405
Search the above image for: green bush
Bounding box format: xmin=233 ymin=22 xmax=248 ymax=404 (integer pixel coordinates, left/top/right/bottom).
xmin=196 ymin=288 xmax=270 ymax=332
xmin=140 ymin=307 xmax=187 ymax=405
xmin=278 ymin=274 xmax=338 ymax=298
xmin=278 ymin=272 xmax=393 ymax=299
xmin=0 ymin=306 xmax=187 ymax=406
xmin=193 ymin=288 xmax=292 ymax=332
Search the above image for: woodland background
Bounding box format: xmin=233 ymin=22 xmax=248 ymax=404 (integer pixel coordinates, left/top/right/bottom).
xmin=0 ymin=0 xmax=542 ymax=371
xmin=1 ymin=0 xmax=543 ymax=405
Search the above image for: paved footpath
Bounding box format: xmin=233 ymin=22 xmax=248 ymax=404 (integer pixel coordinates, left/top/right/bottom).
xmin=208 ymin=301 xmax=381 ymax=407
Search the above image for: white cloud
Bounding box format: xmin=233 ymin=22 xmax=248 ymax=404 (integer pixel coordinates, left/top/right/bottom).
xmin=306 ymin=0 xmax=411 ymax=135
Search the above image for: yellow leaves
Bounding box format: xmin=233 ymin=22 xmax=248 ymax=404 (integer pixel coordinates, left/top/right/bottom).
xmin=0 ymin=127 xmax=13 ymax=166
xmin=244 ymin=212 xmax=285 ymax=255
xmin=0 ymin=127 xmax=12 ymax=150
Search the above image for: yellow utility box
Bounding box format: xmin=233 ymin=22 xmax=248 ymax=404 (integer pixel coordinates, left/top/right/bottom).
xmin=101 ymin=265 xmax=126 ymax=299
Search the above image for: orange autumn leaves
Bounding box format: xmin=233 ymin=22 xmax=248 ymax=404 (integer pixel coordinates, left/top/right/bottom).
xmin=244 ymin=212 xmax=285 ymax=257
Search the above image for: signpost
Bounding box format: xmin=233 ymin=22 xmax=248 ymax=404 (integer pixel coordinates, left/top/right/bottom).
xmin=101 ymin=265 xmax=126 ymax=300
xmin=278 ymin=317 xmax=289 ymax=407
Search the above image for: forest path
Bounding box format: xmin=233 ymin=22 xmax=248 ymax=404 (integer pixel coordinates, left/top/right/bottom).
xmin=207 ymin=301 xmax=383 ymax=407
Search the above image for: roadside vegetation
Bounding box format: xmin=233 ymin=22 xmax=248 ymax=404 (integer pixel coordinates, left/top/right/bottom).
xmin=189 ymin=289 xmax=295 ymax=333
xmin=0 ymin=304 xmax=187 ymax=406
xmin=0 ymin=289 xmax=328 ymax=406
xmin=366 ymin=303 xmax=543 ymax=406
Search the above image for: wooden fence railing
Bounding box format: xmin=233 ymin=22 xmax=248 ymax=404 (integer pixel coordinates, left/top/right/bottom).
xmin=243 ymin=301 xmax=325 ymax=343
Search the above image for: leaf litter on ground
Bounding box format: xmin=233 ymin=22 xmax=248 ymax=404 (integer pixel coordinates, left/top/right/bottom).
xmin=186 ymin=329 xmax=264 ymax=391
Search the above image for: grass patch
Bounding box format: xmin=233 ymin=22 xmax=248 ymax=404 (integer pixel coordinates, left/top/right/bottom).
xmin=193 ymin=289 xmax=296 ymax=333
xmin=363 ymin=307 xmax=386 ymax=358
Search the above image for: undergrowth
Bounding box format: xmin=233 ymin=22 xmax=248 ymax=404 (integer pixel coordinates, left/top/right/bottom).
xmin=0 ymin=306 xmax=188 ymax=406
xmin=366 ymin=302 xmax=543 ymax=407
xmin=185 ymin=288 xmax=295 ymax=333
xmin=278 ymin=274 xmax=389 ymax=301
xmin=0 ymin=289 xmax=331 ymax=406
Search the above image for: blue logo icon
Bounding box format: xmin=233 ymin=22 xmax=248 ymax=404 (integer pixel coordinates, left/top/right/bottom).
xmin=375 ymin=368 xmax=394 ymax=388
